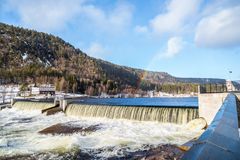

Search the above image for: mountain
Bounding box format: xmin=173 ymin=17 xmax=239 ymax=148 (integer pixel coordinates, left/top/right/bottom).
xmin=0 ymin=22 xmax=226 ymax=95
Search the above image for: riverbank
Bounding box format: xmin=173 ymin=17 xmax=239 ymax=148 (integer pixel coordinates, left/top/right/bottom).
xmin=0 ymin=144 xmax=184 ymax=160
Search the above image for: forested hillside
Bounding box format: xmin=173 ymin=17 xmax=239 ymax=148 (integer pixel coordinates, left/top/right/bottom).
xmin=0 ymin=22 xmax=226 ymax=95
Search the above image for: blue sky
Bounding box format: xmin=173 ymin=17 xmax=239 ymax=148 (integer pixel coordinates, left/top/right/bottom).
xmin=1 ymin=0 xmax=240 ymax=80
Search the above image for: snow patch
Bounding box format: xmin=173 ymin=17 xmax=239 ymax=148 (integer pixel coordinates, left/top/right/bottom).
xmin=22 ymin=52 xmax=28 ymax=60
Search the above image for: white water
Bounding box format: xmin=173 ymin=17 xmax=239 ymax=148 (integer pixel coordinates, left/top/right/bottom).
xmin=13 ymin=101 xmax=54 ymax=110
xmin=0 ymin=108 xmax=203 ymax=159
xmin=66 ymin=104 xmax=199 ymax=124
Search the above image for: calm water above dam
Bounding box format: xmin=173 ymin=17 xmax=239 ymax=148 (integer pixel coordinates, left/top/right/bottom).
xmin=0 ymin=97 xmax=201 ymax=159
xmin=75 ymin=97 xmax=198 ymax=107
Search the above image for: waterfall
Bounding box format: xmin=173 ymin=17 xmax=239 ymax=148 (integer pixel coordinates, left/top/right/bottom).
xmin=65 ymin=104 xmax=199 ymax=124
xmin=13 ymin=101 xmax=55 ymax=111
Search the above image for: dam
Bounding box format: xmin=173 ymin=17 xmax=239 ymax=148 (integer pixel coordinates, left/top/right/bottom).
xmin=11 ymin=97 xmax=199 ymax=124
xmin=0 ymin=97 xmax=202 ymax=159
xmin=1 ymin=94 xmax=240 ymax=159
xmin=183 ymin=93 xmax=240 ymax=159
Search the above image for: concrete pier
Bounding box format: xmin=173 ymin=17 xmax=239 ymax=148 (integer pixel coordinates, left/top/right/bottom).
xmin=198 ymin=93 xmax=228 ymax=125
xmin=183 ymin=93 xmax=240 ymax=160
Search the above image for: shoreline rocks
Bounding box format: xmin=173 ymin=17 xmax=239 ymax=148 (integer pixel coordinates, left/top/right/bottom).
xmin=106 ymin=144 xmax=184 ymax=160
xmin=0 ymin=144 xmax=184 ymax=160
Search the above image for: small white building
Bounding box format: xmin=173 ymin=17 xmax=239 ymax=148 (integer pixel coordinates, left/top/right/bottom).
xmin=31 ymin=86 xmax=55 ymax=95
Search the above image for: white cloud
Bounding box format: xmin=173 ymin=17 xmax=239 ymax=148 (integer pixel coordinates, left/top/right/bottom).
xmin=144 ymin=36 xmax=184 ymax=71
xmin=201 ymin=0 xmax=240 ymax=17
xmin=4 ymin=0 xmax=133 ymax=33
xmin=84 ymin=42 xmax=110 ymax=59
xmin=80 ymin=2 xmax=133 ymax=33
xmin=149 ymin=0 xmax=201 ymax=36
xmin=153 ymin=37 xmax=185 ymax=60
xmin=195 ymin=6 xmax=240 ymax=48
xmin=6 ymin=0 xmax=83 ymax=32
xmin=158 ymin=37 xmax=184 ymax=58
xmin=134 ymin=25 xmax=148 ymax=33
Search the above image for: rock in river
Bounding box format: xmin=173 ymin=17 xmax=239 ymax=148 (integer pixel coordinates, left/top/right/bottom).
xmin=38 ymin=123 xmax=101 ymax=135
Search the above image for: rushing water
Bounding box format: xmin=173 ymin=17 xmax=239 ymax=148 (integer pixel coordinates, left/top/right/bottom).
xmin=66 ymin=104 xmax=198 ymax=124
xmin=0 ymin=107 xmax=203 ymax=159
xmin=13 ymin=101 xmax=55 ymax=110
xmin=12 ymin=98 xmax=199 ymax=124
xmin=66 ymin=97 xmax=199 ymax=124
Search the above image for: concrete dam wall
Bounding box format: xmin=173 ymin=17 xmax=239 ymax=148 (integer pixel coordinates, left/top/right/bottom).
xmin=183 ymin=93 xmax=240 ymax=160
xmin=11 ymin=99 xmax=198 ymax=124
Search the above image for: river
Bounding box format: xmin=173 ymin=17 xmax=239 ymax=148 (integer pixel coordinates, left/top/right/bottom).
xmin=0 ymin=97 xmax=202 ymax=159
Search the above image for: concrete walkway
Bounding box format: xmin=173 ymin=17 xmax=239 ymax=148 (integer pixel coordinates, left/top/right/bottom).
xmin=182 ymin=93 xmax=240 ymax=160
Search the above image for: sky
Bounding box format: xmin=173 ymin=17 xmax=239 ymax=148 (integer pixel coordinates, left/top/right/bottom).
xmin=0 ymin=0 xmax=240 ymax=80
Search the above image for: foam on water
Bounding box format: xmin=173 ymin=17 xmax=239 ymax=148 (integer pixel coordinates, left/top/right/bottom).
xmin=0 ymin=108 xmax=203 ymax=159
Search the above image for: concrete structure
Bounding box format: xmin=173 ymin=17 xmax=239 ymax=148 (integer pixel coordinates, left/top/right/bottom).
xmin=31 ymin=86 xmax=55 ymax=95
xmin=62 ymin=100 xmax=68 ymax=111
xmin=235 ymin=93 xmax=240 ymax=127
xmin=226 ymin=80 xmax=236 ymax=92
xmin=10 ymin=98 xmax=16 ymax=106
xmin=41 ymin=105 xmax=62 ymax=115
xmin=53 ymin=96 xmax=75 ymax=111
xmin=198 ymin=93 xmax=228 ymax=125
xmin=183 ymin=93 xmax=240 ymax=160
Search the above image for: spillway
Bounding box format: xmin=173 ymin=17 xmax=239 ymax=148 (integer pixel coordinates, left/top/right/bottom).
xmin=65 ymin=104 xmax=198 ymax=124
xmin=13 ymin=101 xmax=54 ymax=111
